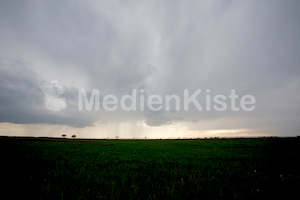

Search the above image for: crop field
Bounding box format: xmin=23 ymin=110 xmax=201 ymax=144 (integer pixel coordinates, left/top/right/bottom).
xmin=1 ymin=137 xmax=300 ymax=199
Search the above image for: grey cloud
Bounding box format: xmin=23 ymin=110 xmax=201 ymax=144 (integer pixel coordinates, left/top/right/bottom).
xmin=0 ymin=58 xmax=95 ymax=127
xmin=0 ymin=1 xmax=300 ymax=136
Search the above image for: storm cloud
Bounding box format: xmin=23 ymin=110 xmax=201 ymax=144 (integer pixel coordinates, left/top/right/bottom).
xmin=1 ymin=0 xmax=300 ymax=137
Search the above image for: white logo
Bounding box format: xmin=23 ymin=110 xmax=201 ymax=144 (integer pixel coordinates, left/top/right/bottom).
xmin=78 ymin=89 xmax=256 ymax=112
xmin=39 ymin=80 xmax=66 ymax=112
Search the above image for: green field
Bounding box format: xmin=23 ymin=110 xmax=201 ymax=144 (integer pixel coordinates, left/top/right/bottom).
xmin=1 ymin=137 xmax=300 ymax=199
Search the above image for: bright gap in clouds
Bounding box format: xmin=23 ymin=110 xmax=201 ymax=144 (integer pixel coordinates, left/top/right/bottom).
xmin=0 ymin=122 xmax=273 ymax=139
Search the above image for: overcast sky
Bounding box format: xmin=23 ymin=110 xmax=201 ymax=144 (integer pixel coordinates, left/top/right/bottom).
xmin=1 ymin=0 xmax=300 ymax=138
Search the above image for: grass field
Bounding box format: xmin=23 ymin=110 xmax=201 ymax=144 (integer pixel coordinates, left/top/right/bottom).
xmin=1 ymin=137 xmax=300 ymax=199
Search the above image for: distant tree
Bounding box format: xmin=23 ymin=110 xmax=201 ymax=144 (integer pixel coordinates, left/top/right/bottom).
xmin=62 ymin=134 xmax=67 ymax=138
xmin=72 ymin=135 xmax=76 ymax=138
